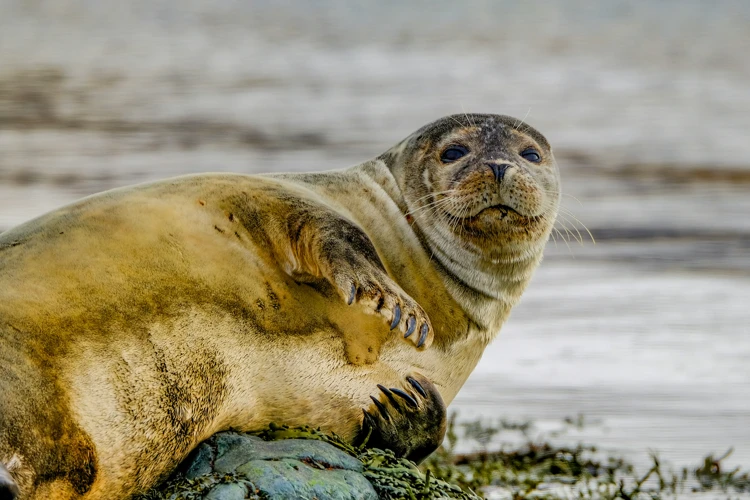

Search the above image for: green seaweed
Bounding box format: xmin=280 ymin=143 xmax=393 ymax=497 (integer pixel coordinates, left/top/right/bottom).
xmin=422 ymin=413 xmax=750 ymax=499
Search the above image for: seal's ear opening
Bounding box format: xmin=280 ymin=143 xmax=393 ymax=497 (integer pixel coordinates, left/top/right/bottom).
xmin=0 ymin=463 xmax=19 ymax=500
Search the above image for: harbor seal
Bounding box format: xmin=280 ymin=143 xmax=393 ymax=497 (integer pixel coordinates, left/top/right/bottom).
xmin=0 ymin=113 xmax=560 ymax=499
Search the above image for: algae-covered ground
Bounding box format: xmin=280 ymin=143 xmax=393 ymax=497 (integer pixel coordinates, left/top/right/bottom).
xmin=424 ymin=414 xmax=750 ymax=499
xmin=138 ymin=415 xmax=749 ymax=500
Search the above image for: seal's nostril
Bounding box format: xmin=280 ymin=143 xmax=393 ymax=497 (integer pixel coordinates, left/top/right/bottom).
xmin=487 ymin=163 xmax=511 ymax=182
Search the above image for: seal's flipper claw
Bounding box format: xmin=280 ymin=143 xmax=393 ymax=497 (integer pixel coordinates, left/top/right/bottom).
xmin=377 ymin=384 xmax=400 ymax=407
xmin=404 ymin=316 xmax=416 ymax=338
xmin=406 ymin=376 xmax=427 ymax=397
xmin=376 ymin=384 xmax=391 ymax=395
xmin=390 ymin=388 xmax=418 ymax=408
xmin=370 ymin=396 xmax=391 ymax=420
xmin=357 ymin=374 xmax=446 ymax=464
xmin=390 ymin=304 xmax=401 ymax=330
xmin=417 ymin=323 xmax=429 ymax=347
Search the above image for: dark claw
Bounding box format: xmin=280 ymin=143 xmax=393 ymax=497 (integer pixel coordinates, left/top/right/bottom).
xmin=406 ymin=376 xmax=427 ymax=398
xmin=390 ymin=304 xmax=401 ymax=330
xmin=361 ymin=408 xmax=376 ymax=429
xmin=347 ymin=284 xmax=356 ymax=305
xmin=417 ymin=323 xmax=429 ymax=347
xmin=377 ymin=384 xmax=400 ymax=407
xmin=390 ymin=388 xmax=418 ymax=408
xmin=370 ymin=396 xmax=391 ymax=420
xmin=404 ymin=316 xmax=416 ymax=338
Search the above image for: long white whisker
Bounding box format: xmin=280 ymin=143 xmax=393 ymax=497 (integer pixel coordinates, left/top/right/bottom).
xmin=556 ymin=217 xmax=583 ymax=245
xmin=446 ymin=114 xmax=466 ymax=129
xmin=556 ymin=208 xmax=595 ymax=244
xmin=411 ymin=189 xmax=459 ymax=204
xmin=556 ymin=215 xmax=584 ymax=245
xmin=538 ymin=189 xmax=584 ymax=206
xmin=459 ymin=102 xmax=476 ymax=128
xmin=513 ymin=108 xmax=531 ymax=131
xmin=408 ymin=196 xmax=461 ymax=217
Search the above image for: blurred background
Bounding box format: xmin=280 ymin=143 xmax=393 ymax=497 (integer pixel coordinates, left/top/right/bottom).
xmin=1 ymin=0 xmax=748 ymax=472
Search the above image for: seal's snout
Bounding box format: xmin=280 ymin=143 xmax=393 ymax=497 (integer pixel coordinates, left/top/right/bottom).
xmin=486 ymin=163 xmax=511 ymax=182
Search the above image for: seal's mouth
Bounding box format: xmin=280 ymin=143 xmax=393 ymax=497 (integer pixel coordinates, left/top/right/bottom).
xmin=460 ymin=203 xmax=523 ymax=220
xmin=424 ymin=188 xmax=543 ymax=226
xmin=458 ymin=203 xmax=542 ymax=227
xmin=479 ymin=204 xmax=517 ymax=217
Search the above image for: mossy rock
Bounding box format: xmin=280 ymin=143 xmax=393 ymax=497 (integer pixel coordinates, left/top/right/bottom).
xmin=135 ymin=425 xmax=480 ymax=500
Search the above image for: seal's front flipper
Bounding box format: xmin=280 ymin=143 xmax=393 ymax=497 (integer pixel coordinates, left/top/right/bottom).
xmin=319 ymin=221 xmax=434 ymax=350
xmin=282 ymin=207 xmax=434 ymax=350
xmin=356 ymin=374 xmax=446 ymax=463
xmin=0 ymin=463 xmax=19 ymax=500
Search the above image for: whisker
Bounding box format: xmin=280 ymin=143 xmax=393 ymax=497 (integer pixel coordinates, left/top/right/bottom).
xmin=538 ymin=189 xmax=584 ymax=206
xmin=556 ymin=208 xmax=595 ymax=244
xmin=548 ymin=228 xmax=558 ymax=248
xmin=548 ymin=224 xmax=574 ymax=253
xmin=411 ymin=189 xmax=459 ymax=204
xmin=557 ymin=217 xmax=585 ymax=245
xmin=459 ymin=102 xmax=476 ymax=128
xmin=407 ymin=196 xmax=461 ymax=217
xmin=513 ymin=108 xmax=531 ymax=131
xmin=557 ymin=217 xmax=584 ymax=244
xmin=555 ymin=226 xmax=573 ymax=254
xmin=446 ymin=114 xmax=467 ymax=129
xmin=406 ymin=191 xmax=461 ymax=216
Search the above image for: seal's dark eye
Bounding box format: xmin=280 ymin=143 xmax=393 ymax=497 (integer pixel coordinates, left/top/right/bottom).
xmin=521 ymin=148 xmax=541 ymax=163
xmin=440 ymin=146 xmax=469 ymax=163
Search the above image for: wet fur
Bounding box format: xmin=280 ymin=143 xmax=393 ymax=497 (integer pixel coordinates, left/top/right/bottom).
xmin=0 ymin=114 xmax=559 ymax=498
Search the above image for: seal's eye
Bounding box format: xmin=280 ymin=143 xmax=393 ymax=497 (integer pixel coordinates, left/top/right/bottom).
xmin=520 ymin=148 xmax=541 ymax=163
xmin=440 ymin=146 xmax=469 ymax=163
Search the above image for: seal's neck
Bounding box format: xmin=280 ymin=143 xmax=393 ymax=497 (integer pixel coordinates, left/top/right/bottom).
xmin=430 ymin=237 xmax=545 ymax=341
xmin=355 ymin=160 xmax=547 ymax=341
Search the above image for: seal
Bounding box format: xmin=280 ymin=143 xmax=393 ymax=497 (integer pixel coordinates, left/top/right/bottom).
xmin=0 ymin=113 xmax=560 ymax=499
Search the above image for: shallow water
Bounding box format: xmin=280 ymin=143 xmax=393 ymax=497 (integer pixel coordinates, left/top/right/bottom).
xmin=1 ymin=0 xmax=749 ymax=480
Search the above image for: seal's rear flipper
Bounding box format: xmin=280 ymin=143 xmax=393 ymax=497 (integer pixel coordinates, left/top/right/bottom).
xmin=0 ymin=463 xmax=19 ymax=500
xmin=357 ymin=373 xmax=446 ymax=464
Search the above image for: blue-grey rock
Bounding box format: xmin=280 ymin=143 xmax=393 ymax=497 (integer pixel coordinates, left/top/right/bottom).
xmin=210 ymin=433 xmax=363 ymax=474
xmin=211 ymin=434 xmax=265 ymax=474
xmin=203 ymin=482 xmax=248 ymax=500
xmin=176 ymin=433 xmax=377 ymax=500
xmin=235 ymin=459 xmax=376 ymax=500
xmin=183 ymin=442 xmax=214 ymax=480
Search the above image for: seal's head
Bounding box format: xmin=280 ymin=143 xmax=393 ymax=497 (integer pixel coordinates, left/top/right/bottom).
xmin=382 ymin=114 xmax=560 ymax=265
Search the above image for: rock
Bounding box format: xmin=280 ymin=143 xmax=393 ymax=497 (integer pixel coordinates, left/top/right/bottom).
xmin=136 ymin=427 xmax=479 ymax=500
xmin=187 ymin=432 xmax=375 ymax=499
xmin=202 ymin=482 xmax=248 ymax=500
xmin=203 ymin=433 xmax=364 ymax=476
xmin=235 ymin=459 xmax=374 ymax=499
